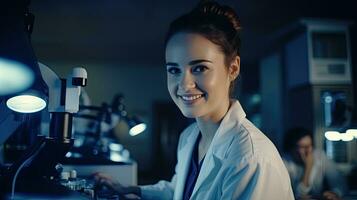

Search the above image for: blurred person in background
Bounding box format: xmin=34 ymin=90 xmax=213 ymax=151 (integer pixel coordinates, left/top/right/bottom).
xmin=283 ymin=127 xmax=347 ymax=200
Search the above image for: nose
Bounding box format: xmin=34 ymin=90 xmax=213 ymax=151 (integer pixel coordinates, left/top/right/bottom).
xmin=178 ymin=71 xmax=196 ymax=91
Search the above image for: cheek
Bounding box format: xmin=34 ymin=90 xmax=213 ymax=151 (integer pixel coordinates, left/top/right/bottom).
xmin=166 ymin=76 xmax=171 ymax=90
xmin=204 ymin=72 xmax=230 ymax=94
xmin=205 ymin=75 xmax=218 ymax=87
xmin=167 ymin=77 xmax=177 ymax=96
xmin=308 ymin=146 xmax=313 ymax=153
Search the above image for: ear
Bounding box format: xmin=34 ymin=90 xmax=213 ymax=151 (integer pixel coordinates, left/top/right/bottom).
xmin=229 ymin=56 xmax=240 ymax=81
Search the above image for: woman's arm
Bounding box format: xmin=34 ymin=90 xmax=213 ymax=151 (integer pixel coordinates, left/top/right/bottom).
xmin=94 ymin=172 xmax=141 ymax=196
xmin=94 ymin=172 xmax=175 ymax=200
xmin=323 ymin=153 xmax=347 ymax=198
xmin=139 ymin=175 xmax=176 ymax=200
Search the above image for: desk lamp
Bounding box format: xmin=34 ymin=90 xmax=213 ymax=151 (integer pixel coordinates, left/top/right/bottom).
xmin=0 ymin=0 xmax=48 ymax=144
xmin=111 ymin=94 xmax=147 ymax=136
xmin=127 ymin=116 xmax=147 ymax=136
xmin=77 ymin=94 xmax=147 ymax=136
xmin=0 ymin=1 xmax=88 ymax=198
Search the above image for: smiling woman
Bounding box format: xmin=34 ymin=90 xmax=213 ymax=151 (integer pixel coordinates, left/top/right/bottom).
xmin=165 ymin=33 xmax=235 ymax=121
xmin=95 ymin=1 xmax=295 ymax=199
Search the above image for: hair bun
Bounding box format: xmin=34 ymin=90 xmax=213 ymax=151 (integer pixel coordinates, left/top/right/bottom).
xmin=193 ymin=1 xmax=241 ymax=32
xmin=165 ymin=0 xmax=242 ymax=57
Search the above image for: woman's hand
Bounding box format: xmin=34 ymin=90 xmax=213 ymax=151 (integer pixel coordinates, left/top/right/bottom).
xmin=300 ymin=150 xmax=314 ymax=188
xmin=93 ymin=172 xmax=141 ymax=199
xmin=322 ymin=191 xmax=341 ymax=200
xmin=93 ymin=172 xmax=127 ymax=194
xmin=301 ymin=149 xmax=314 ymax=170
xmin=298 ymin=194 xmax=312 ymax=200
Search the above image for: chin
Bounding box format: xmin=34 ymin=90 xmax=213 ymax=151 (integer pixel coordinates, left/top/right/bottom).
xmin=182 ymin=113 xmax=196 ymax=118
xmin=180 ymin=109 xmax=201 ymax=118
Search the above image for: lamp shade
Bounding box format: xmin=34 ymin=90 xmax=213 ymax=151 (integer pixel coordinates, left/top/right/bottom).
xmin=127 ymin=116 xmax=147 ymax=136
xmin=1 ymin=1 xmax=48 ymax=97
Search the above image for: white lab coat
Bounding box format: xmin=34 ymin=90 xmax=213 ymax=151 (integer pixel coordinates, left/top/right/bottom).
xmin=141 ymin=100 xmax=294 ymax=200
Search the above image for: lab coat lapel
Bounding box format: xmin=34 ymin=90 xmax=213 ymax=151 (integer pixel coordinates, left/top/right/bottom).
xmin=190 ymin=100 xmax=245 ymax=199
xmin=189 ymin=141 xmax=218 ymax=199
xmin=190 ymin=131 xmax=233 ymax=199
xmin=174 ymin=127 xmax=200 ymax=200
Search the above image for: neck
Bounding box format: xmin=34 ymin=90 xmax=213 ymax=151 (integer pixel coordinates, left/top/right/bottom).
xmin=196 ymin=99 xmax=231 ymax=145
xmin=196 ymin=120 xmax=219 ymax=144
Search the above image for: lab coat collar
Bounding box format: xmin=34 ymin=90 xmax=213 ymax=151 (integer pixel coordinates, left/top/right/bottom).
xmin=190 ymin=100 xmax=246 ymax=199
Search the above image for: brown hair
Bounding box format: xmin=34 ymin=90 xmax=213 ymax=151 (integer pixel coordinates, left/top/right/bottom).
xmin=165 ymin=1 xmax=241 ymax=96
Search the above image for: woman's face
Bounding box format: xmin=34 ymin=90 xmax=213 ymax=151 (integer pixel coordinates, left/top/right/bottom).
xmin=165 ymin=32 xmax=236 ymax=120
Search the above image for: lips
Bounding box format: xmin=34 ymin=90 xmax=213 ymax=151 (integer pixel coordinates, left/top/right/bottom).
xmin=178 ymin=94 xmax=205 ymax=105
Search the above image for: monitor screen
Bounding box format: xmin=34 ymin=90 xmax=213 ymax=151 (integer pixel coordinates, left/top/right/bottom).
xmin=312 ymin=32 xmax=347 ymax=59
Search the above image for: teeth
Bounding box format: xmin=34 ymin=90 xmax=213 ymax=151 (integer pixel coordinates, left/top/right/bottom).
xmin=181 ymin=94 xmax=203 ymax=101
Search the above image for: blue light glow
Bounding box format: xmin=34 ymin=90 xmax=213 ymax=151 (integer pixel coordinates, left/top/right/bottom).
xmin=0 ymin=58 xmax=34 ymax=96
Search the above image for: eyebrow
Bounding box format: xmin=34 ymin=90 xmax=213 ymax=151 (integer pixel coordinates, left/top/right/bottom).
xmin=165 ymin=59 xmax=212 ymax=67
xmin=166 ymin=62 xmax=179 ymax=67
xmin=189 ymin=59 xmax=212 ymax=65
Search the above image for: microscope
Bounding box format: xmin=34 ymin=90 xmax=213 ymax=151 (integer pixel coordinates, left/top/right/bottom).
xmin=0 ymin=63 xmax=89 ymax=199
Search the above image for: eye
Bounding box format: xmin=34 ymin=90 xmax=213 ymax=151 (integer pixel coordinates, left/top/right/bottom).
xmin=167 ymin=67 xmax=181 ymax=75
xmin=192 ymin=65 xmax=208 ymax=73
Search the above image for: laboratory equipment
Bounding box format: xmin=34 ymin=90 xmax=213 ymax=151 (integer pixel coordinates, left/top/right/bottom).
xmin=62 ymin=95 xmax=142 ymax=186
xmin=0 ymin=63 xmax=88 ymax=199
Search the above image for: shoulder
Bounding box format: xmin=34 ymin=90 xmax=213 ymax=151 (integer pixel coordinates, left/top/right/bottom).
xmin=281 ymin=154 xmax=297 ymax=170
xmin=220 ymin=101 xmax=283 ymax=163
xmin=226 ymin=118 xmax=281 ymax=163
xmin=216 ymin=101 xmax=292 ymax=189
xmin=223 ymin=119 xmax=289 ymax=177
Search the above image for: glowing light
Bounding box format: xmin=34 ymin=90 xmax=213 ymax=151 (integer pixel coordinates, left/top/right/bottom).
xmin=324 ymin=96 xmax=333 ymax=103
xmin=109 ymin=143 xmax=123 ymax=151
xmin=65 ymin=152 xmax=81 ymax=158
xmin=324 ymin=131 xmax=341 ymax=141
xmin=0 ymin=58 xmax=34 ymax=95
xmin=346 ymin=129 xmax=357 ymax=138
xmin=110 ymin=152 xmax=125 ymax=162
xmin=251 ymin=94 xmax=261 ymax=104
xmin=65 ymin=152 xmax=72 ymax=157
xmin=6 ymin=95 xmax=46 ymax=113
xmin=129 ymin=123 xmax=146 ymax=136
xmin=340 ymin=133 xmax=354 ymax=142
